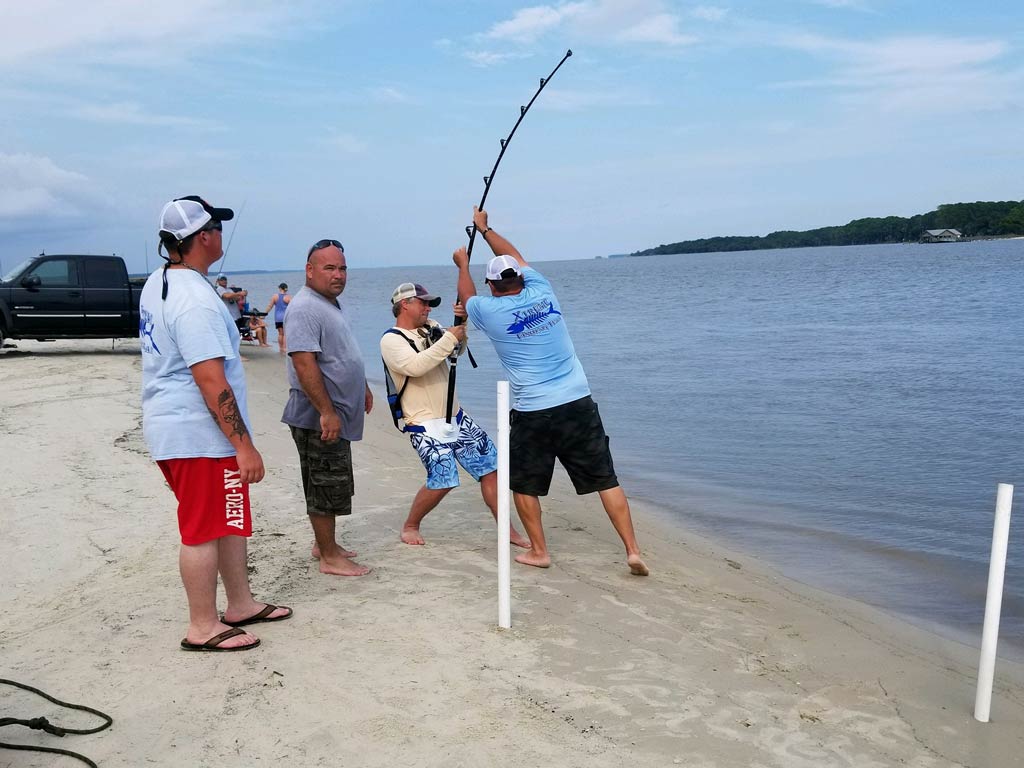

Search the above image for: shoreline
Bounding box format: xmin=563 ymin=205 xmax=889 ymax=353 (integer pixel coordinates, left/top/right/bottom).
xmin=2 ymin=338 xmax=1022 ymax=766
xmin=626 ymin=481 xmax=1024 ymax=665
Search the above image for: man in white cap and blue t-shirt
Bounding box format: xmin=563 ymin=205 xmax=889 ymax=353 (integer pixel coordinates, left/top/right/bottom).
xmin=139 ymin=195 xmax=292 ymax=653
xmin=453 ymin=206 xmax=649 ymax=577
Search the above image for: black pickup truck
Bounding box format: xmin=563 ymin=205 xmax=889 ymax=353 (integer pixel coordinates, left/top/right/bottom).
xmin=0 ymin=254 xmax=143 ymax=347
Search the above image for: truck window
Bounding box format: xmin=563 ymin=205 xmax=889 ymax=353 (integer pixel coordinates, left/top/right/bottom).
xmin=28 ymin=258 xmax=80 ymax=287
xmin=2 ymin=257 xmax=35 ymax=282
xmin=84 ymin=258 xmax=125 ymax=288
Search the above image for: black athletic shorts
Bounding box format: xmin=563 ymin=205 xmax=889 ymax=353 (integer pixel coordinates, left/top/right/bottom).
xmin=289 ymin=426 xmax=354 ymax=516
xmin=509 ymin=395 xmax=618 ymax=496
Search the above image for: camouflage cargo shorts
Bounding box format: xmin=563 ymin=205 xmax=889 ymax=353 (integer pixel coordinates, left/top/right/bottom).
xmin=289 ymin=426 xmax=354 ymax=516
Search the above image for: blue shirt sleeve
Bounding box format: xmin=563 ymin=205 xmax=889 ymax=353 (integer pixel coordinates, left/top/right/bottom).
xmin=173 ymin=306 xmax=235 ymax=367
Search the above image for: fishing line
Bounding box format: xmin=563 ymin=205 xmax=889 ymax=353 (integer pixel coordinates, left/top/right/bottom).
xmin=216 ymin=198 xmax=246 ymax=276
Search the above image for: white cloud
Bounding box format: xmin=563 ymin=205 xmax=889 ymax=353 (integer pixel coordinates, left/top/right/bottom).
xmin=486 ymin=3 xmax=587 ymax=44
xmin=614 ymin=13 xmax=696 ymax=45
xmin=691 ymin=6 xmax=729 ymax=23
xmin=777 ymin=32 xmax=1006 ymax=75
xmin=0 ymin=153 xmax=104 ymax=233
xmin=369 ymin=87 xmax=412 ymax=104
xmin=847 ymin=36 xmax=1006 ymax=77
xmin=808 ymin=0 xmax=872 ymax=9
xmin=483 ymin=0 xmax=697 ymax=48
xmin=465 ymin=50 xmax=532 ymax=68
xmin=326 ymin=133 xmax=367 ymax=153
xmin=536 ymin=87 xmax=656 ymax=111
xmin=770 ymin=33 xmax=1018 ymax=114
xmin=0 ymin=1 xmax=299 ymax=68
xmin=72 ymin=102 xmax=223 ymax=129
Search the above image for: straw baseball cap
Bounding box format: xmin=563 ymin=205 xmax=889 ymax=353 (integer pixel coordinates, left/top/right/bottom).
xmin=158 ymin=195 xmax=234 ymax=241
xmin=391 ymin=282 xmax=441 ymax=307
xmin=485 ymin=254 xmax=522 ymax=281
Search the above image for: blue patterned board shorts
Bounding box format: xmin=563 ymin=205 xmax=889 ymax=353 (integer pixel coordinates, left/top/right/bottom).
xmin=409 ymin=412 xmax=498 ymax=490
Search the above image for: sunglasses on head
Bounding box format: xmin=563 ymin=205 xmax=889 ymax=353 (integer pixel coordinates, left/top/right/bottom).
xmin=308 ymin=238 xmax=344 ymax=258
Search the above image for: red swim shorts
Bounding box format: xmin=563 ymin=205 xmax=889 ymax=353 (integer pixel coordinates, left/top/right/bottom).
xmin=157 ymin=457 xmax=253 ymax=545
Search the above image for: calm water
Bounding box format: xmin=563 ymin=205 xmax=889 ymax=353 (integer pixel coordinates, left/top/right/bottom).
xmin=234 ymin=239 xmax=1024 ymax=657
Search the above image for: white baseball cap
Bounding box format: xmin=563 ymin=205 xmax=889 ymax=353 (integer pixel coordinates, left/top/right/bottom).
xmin=485 ymin=255 xmax=522 ymax=281
xmin=391 ymin=282 xmax=441 ymax=307
xmin=158 ymin=195 xmax=234 ymax=241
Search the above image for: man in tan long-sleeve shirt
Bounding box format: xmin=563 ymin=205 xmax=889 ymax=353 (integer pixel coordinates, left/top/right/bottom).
xmin=381 ymin=282 xmax=529 ymax=548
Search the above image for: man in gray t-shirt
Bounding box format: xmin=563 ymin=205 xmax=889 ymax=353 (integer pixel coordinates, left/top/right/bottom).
xmin=215 ymin=274 xmax=246 ymax=323
xmin=281 ymin=239 xmax=373 ymax=577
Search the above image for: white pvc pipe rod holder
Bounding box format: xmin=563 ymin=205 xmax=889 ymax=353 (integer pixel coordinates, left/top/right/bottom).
xmin=974 ymin=482 xmax=1013 ymax=723
xmin=497 ymin=381 xmax=512 ymax=629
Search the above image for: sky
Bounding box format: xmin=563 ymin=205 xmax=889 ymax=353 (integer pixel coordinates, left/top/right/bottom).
xmin=1 ymin=1 xmax=1022 ymax=275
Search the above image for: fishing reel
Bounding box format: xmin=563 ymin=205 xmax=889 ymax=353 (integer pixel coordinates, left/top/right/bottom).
xmin=419 ymin=324 xmax=446 ymax=347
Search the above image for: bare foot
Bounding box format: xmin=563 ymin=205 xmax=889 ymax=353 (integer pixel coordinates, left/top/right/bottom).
xmin=510 ymin=528 xmax=531 ymax=549
xmin=401 ymin=526 xmax=426 ymax=545
xmin=319 ymin=553 xmax=371 ymax=577
xmin=312 ymin=541 xmax=358 ymax=559
xmin=514 ymin=550 xmax=551 ymax=569
xmin=628 ymin=554 xmax=650 ymax=576
xmin=259 ymin=343 xmax=271 ymax=348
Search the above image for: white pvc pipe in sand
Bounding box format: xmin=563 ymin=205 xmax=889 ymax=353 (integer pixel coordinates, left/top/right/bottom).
xmin=974 ymin=482 xmax=1013 ymax=723
xmin=497 ymin=381 xmax=512 ymax=629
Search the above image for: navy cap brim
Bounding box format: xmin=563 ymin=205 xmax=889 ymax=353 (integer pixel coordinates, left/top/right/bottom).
xmin=176 ymin=194 xmax=234 ymax=222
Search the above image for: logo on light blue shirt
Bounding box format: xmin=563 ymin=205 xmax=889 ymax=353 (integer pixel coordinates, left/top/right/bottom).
xmin=139 ymin=307 xmax=160 ymax=354
xmin=506 ymin=300 xmax=562 ymax=337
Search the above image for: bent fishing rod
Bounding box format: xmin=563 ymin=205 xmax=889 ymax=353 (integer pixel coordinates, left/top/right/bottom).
xmin=445 ymin=48 xmax=573 ymax=424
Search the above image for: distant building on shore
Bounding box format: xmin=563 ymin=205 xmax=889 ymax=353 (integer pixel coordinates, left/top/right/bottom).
xmin=920 ymin=228 xmax=962 ymax=243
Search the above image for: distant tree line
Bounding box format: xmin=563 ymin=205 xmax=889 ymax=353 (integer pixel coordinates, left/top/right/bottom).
xmin=632 ymin=200 xmax=1024 ymax=256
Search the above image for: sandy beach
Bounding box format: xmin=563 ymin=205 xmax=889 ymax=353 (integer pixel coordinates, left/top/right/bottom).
xmin=2 ymin=338 xmax=1023 ymax=768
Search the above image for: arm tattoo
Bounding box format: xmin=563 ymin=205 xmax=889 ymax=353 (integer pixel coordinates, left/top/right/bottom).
xmin=215 ymin=388 xmax=250 ymax=440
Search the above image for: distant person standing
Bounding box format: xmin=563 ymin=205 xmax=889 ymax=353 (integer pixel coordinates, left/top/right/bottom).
xmin=381 ymin=281 xmax=530 ymax=548
xmin=266 ymin=282 xmax=291 ymax=353
xmin=215 ymin=274 xmax=247 ymax=333
xmin=140 ymin=195 xmax=292 ymax=652
xmin=453 ymin=206 xmax=648 ymax=576
xmin=282 ymin=239 xmax=373 ymax=576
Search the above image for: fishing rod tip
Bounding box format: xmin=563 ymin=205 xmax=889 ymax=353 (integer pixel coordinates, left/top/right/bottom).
xmin=567 ymin=49 xmax=573 ymax=56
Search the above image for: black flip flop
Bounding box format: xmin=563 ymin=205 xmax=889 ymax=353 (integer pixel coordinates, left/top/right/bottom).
xmin=180 ymin=626 xmax=261 ymax=652
xmin=221 ymin=603 xmax=293 ymax=628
